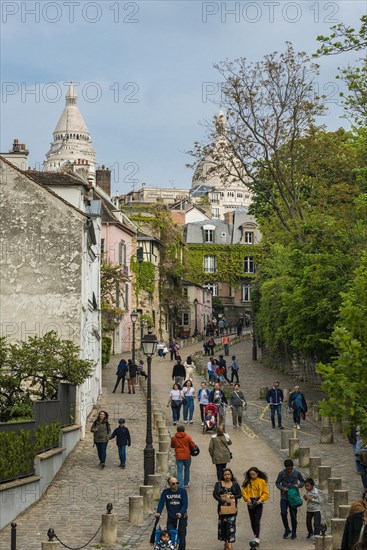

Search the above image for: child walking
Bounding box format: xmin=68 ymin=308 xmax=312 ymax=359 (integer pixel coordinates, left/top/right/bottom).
xmin=303 ymin=478 xmax=322 ymax=540
xmin=110 ymin=418 xmax=131 ymax=468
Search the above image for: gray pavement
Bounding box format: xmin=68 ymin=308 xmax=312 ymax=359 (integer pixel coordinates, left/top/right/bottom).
xmin=0 ymin=334 xmax=363 ymax=550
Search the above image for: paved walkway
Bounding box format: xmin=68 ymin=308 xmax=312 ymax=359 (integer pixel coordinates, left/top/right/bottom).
xmin=0 ymin=334 xmax=362 ymax=549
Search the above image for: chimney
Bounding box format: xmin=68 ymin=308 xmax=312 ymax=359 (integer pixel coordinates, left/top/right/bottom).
xmin=224 ymin=211 xmax=234 ymax=224
xmin=96 ymin=165 xmax=111 ymax=196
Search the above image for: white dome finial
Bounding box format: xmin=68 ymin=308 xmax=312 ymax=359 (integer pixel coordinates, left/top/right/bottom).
xmin=66 ymin=82 xmax=77 ymax=105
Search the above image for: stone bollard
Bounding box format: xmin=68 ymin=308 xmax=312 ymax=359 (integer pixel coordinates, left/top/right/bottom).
xmin=339 ymin=505 xmax=351 ymax=519
xmin=299 ymin=447 xmax=310 ymax=468
xmin=332 ymin=418 xmax=343 ymax=434
xmin=42 ymin=543 xmax=60 ymax=549
xmin=129 ymin=496 xmax=144 ymax=525
xmin=101 ymin=512 xmax=118 ymax=544
xmin=159 ymin=440 xmax=170 ymax=453
xmin=157 ymin=420 xmax=166 ymax=431
xmin=331 ymin=518 xmax=346 ymax=550
xmin=283 ymin=388 xmax=290 ymax=401
xmin=259 ymin=386 xmax=268 ymax=399
xmin=312 ymin=404 xmax=320 ymax=422
xmin=327 ymin=478 xmax=342 ymax=502
xmin=318 ymin=466 xmax=332 ymax=490
xmin=140 ymin=485 xmax=154 ymax=514
xmin=320 ymin=416 xmax=334 ymax=444
xmin=289 ymin=438 xmax=300 ymax=460
xmin=309 ymin=457 xmax=322 ymax=479
xmin=334 ymin=490 xmax=348 ymax=517
xmin=314 ymin=535 xmax=333 ymax=550
xmin=156 ymin=451 xmax=168 ymax=474
xmin=158 ymin=426 xmax=169 ymax=437
xmin=148 ymin=474 xmax=162 ymax=500
xmin=281 ymin=430 xmax=292 ymax=451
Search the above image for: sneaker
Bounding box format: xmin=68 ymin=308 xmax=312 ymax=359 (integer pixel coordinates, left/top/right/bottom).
xmin=296 ymin=424 xmax=300 ymax=430
xmin=201 ymin=422 xmax=204 ymax=426
xmin=254 ymin=537 xmax=260 ymax=544
xmin=291 ymin=533 xmax=297 ymax=540
xmin=283 ymin=530 xmax=291 ymax=539
xmin=189 ymin=421 xmax=193 ymax=424
xmin=293 ymin=424 xmax=297 ymax=428
xmin=279 ymin=425 xmax=284 ymax=429
xmin=184 ymin=420 xmax=188 ymax=424
xmin=173 ymin=422 xmax=177 ymax=426
xmin=272 ymin=425 xmax=276 ymax=429
xmin=100 ymin=463 xmax=105 ymax=469
xmin=121 ymin=464 xmax=126 ymax=469
xmin=305 ymin=534 xmax=314 ymax=540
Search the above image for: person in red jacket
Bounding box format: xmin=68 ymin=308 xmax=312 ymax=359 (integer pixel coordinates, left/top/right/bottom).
xmin=170 ymin=425 xmax=196 ymax=489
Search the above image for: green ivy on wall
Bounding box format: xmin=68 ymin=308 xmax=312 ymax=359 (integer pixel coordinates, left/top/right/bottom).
xmin=184 ymin=244 xmax=262 ymax=289
xmin=130 ymin=257 xmax=156 ymax=300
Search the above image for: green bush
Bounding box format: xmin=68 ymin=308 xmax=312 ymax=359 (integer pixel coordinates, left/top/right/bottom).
xmin=0 ymin=422 xmax=61 ymax=483
xmin=102 ymin=336 xmax=112 ymax=368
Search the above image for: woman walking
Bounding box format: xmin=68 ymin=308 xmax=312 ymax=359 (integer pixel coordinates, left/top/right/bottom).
xmin=229 ymin=383 xmax=246 ymax=428
xmin=167 ymin=383 xmax=183 ymax=426
xmin=213 ymin=468 xmax=242 ymax=550
xmin=90 ymin=410 xmax=111 ymax=468
xmin=241 ymin=466 xmax=269 ymax=545
xmin=197 ymin=381 xmax=210 ymax=425
xmin=289 ymin=386 xmax=308 ymax=430
xmin=182 ymin=380 xmax=195 ymax=424
xmin=209 ymin=426 xmax=232 ymax=481
xmin=184 ymin=356 xmax=196 ymax=382
xmin=127 ymin=359 xmax=137 ymax=394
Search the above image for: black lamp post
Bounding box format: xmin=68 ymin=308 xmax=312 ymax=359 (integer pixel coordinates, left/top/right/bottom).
xmin=130 ymin=310 xmax=139 ymax=364
xmin=141 ymin=330 xmax=158 ymax=484
xmin=252 ymin=321 xmax=257 ymax=361
xmin=193 ymin=298 xmax=198 ymax=336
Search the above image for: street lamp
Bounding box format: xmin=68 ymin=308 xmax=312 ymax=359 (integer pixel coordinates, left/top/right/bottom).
xmin=141 ymin=330 xmax=158 ymax=484
xmin=193 ymin=298 xmax=198 ymax=337
xmin=252 ymin=320 xmax=257 ymax=361
xmin=130 ymin=310 xmax=139 ymax=364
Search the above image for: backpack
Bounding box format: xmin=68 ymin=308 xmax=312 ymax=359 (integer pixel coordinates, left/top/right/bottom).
xmin=287 ymin=487 xmax=303 ymax=508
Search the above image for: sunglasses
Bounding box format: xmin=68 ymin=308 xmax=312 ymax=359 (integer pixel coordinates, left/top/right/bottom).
xmin=171 ymin=482 xmax=179 ymax=485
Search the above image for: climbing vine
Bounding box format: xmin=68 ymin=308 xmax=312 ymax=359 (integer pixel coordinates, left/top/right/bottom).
xmin=130 ymin=257 xmax=156 ymax=301
xmin=183 ymin=244 xmax=262 ymax=289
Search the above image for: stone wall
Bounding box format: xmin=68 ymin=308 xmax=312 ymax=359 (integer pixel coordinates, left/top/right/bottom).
xmin=261 ymin=347 xmax=324 ymax=386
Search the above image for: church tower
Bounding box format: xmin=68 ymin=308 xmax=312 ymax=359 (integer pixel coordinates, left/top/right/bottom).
xmin=44 ymin=82 xmax=96 ymax=182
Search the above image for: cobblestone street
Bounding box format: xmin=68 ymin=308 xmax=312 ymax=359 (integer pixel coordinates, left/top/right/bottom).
xmin=0 ymin=334 xmax=363 ymax=549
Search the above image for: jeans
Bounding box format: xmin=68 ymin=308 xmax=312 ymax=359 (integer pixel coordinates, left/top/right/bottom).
xmin=232 ymin=405 xmax=243 ymax=427
xmin=248 ymin=502 xmax=263 ymax=538
xmin=174 ymin=376 xmax=184 ymax=389
xmin=216 ymin=463 xmax=227 ymax=481
xmin=171 ymin=403 xmax=182 ymax=423
xmin=224 ymin=344 xmax=229 ymax=356
xmin=95 ymin=442 xmax=108 ymax=465
xmin=112 ymin=374 xmax=126 ymax=393
xmin=167 ymin=516 xmax=187 ymax=550
xmin=293 ymin=408 xmax=301 ymax=425
xmin=361 ymin=465 xmax=367 ymax=489
xmin=117 ymin=445 xmax=127 ymax=466
xmin=183 ymin=396 xmax=194 ymax=421
xmin=306 ymin=511 xmax=321 ymax=535
xmin=280 ymin=498 xmax=298 ymax=534
xmin=230 ymin=370 xmax=239 ymax=383
xmin=270 ymin=404 xmax=283 ymax=427
xmin=176 ymin=459 xmax=191 ymax=488
xmin=208 ymin=371 xmax=216 ymax=384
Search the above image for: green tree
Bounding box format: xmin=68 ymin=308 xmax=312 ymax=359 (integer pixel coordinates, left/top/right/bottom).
xmin=0 ymin=332 xmax=93 ymax=421
xmin=316 ymin=254 xmax=367 ymax=438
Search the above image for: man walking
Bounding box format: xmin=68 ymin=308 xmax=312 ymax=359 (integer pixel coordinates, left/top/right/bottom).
xmin=156 ymin=476 xmax=188 ymax=550
xmin=170 ymin=425 xmax=196 ymax=489
xmin=172 ymin=358 xmax=186 ymax=389
xmin=266 ymin=382 xmax=284 ymax=429
xmin=112 ymin=358 xmax=128 ymax=393
xmin=230 ymin=355 xmax=239 ymax=383
xmin=217 ymin=355 xmax=231 ymax=384
xmin=276 ymin=459 xmax=305 ymax=540
xmin=222 ymin=334 xmax=230 ymax=356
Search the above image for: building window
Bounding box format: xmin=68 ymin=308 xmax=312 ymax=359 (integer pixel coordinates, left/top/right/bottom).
xmin=203 ymin=283 xmax=218 ymax=296
xmin=212 ymin=208 xmax=220 ymax=219
xmin=211 ymin=193 xmax=220 ymax=204
xmin=101 ymin=238 xmax=105 ymax=255
xmin=182 ymin=312 xmax=190 ymax=326
xmin=183 ymin=287 xmax=188 ymax=298
xmin=242 ymin=284 xmax=251 ymax=302
xmin=244 ymin=256 xmax=255 ymax=273
xmin=245 ymin=231 xmax=254 ymax=244
xmin=237 ymin=192 xmax=243 ymax=198
xmin=227 ymin=191 xmax=234 ymax=198
xmin=204 ymin=229 xmax=215 ymax=243
xmin=203 ymin=255 xmax=217 ymax=273
xmin=118 ymin=241 xmax=124 ymax=264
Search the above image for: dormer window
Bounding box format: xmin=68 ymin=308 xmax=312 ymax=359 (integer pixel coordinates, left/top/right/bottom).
xmin=203 ymin=224 xmax=216 ymax=243
xmin=245 ymin=231 xmax=254 ymax=244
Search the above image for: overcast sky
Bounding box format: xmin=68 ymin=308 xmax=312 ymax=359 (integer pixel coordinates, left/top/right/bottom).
xmin=1 ymin=1 xmax=364 ymax=195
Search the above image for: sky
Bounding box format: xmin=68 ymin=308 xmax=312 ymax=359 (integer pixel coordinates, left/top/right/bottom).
xmin=0 ymin=1 xmax=365 ymax=196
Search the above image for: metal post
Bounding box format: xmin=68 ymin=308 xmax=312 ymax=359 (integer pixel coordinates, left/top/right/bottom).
xmin=144 ymin=355 xmax=155 ymax=484
xmin=252 ymin=331 xmax=257 ymax=361
xmin=132 ymin=320 xmax=136 ymax=364
xmin=11 ymin=522 xmax=16 ymax=550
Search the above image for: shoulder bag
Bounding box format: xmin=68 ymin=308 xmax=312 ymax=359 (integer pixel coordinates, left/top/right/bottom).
xmin=220 ymin=488 xmax=237 ymax=515
xmin=234 ymin=391 xmax=247 ymax=409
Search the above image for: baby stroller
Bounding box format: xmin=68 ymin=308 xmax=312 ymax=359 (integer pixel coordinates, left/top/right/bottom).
xmin=154 ymin=523 xmax=180 ymax=549
xmin=203 ymin=403 xmax=219 ymax=434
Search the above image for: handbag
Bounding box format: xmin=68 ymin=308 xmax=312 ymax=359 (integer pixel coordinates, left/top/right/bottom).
xmin=301 ymin=411 xmax=306 ymax=420
xmin=190 ymin=444 xmax=200 ymax=456
xmin=220 ymin=491 xmax=237 ymax=515
xmin=181 ymin=397 xmax=187 ymax=405
xmin=125 ymin=369 xmax=130 ymax=380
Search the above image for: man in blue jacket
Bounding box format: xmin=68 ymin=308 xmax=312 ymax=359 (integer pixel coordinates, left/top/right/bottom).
xmin=266 ymin=382 xmax=284 ymax=429
xmin=112 ymin=359 xmax=128 ymax=393
xmin=110 ymin=418 xmax=131 ymax=468
xmin=156 ymin=476 xmax=188 ymax=550
xmin=276 ymin=459 xmax=305 ymax=540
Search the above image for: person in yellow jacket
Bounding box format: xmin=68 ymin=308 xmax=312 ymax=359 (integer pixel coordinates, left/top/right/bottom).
xmin=242 ymin=467 xmax=269 ymax=546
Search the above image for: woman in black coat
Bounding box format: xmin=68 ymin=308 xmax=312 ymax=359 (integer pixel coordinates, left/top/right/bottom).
xmin=341 ymin=490 xmax=367 ymax=550
xmin=213 ymin=468 xmax=242 ymax=550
